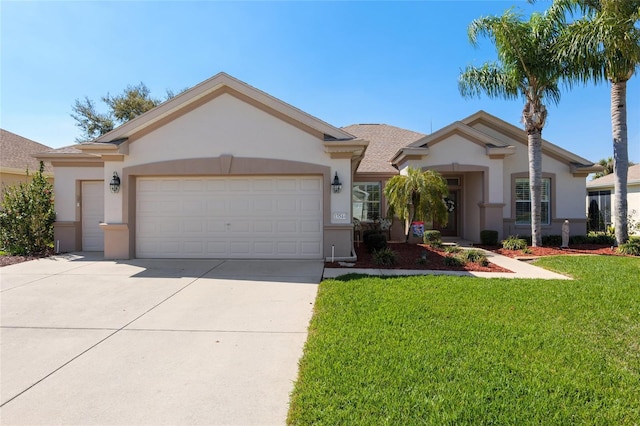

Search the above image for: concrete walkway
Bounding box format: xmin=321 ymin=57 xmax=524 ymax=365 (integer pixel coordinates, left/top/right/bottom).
xmin=1 ymin=254 xmax=322 ymax=425
xmin=324 ymin=247 xmax=571 ymax=280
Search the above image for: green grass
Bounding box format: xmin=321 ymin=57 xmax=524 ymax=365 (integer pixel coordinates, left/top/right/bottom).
xmin=288 ymin=256 xmax=640 ymax=425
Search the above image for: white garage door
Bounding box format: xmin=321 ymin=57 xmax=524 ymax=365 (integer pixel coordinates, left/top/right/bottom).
xmin=81 ymin=181 xmax=104 ymax=251
xmin=136 ymin=176 xmax=323 ymax=259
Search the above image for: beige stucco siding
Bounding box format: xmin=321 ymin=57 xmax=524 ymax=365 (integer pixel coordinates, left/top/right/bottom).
xmin=122 ymin=93 xmax=352 ymax=223
xmin=54 ymin=167 xmax=104 ymax=221
xmin=502 ymin=143 xmax=586 ymax=221
xmin=128 ymin=94 xmax=327 ymax=166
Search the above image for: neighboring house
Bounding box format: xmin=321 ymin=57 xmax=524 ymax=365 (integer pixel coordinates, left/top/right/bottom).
xmin=37 ymin=73 xmax=600 ymax=260
xmin=586 ymin=164 xmax=640 ymax=235
xmin=0 ymin=129 xmax=53 ymax=190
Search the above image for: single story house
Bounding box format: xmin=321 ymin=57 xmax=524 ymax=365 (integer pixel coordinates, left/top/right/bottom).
xmin=587 ymin=163 xmax=640 ymax=235
xmin=37 ymin=72 xmax=600 ymax=260
xmin=1 ymin=129 xmax=53 ymax=190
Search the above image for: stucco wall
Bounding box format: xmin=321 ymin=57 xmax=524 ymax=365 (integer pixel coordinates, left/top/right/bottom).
xmin=502 ymin=141 xmax=587 ymax=223
xmin=607 ymin=184 xmax=640 ymax=235
xmin=120 ymin=93 xmax=351 ymax=223
xmin=54 ymin=167 xmax=103 ymax=221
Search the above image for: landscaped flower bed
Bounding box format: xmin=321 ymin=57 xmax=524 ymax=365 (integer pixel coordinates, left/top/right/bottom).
xmin=325 ymin=242 xmax=512 ymax=273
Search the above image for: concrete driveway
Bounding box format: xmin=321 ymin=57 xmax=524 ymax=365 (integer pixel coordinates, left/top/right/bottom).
xmin=0 ymin=253 xmax=322 ymax=425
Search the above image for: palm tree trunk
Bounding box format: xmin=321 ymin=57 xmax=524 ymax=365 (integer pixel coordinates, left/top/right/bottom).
xmin=528 ymin=131 xmax=543 ymax=247
xmin=611 ymin=80 xmax=629 ymax=245
xmin=523 ymin=100 xmax=546 ymax=247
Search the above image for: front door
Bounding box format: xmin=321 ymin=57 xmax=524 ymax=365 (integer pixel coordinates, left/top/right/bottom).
xmin=436 ymin=190 xmax=458 ymax=237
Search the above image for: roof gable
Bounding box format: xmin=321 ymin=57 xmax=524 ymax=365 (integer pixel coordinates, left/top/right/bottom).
xmin=0 ymin=129 xmax=53 ymax=173
xmin=343 ymin=124 xmax=425 ymax=174
xmin=95 ymin=72 xmax=355 ymax=144
xmin=461 ymin=110 xmax=597 ymax=168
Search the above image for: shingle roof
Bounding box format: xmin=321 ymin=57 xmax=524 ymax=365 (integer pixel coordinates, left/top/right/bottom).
xmin=0 ymin=129 xmax=53 ymax=173
xmin=587 ymin=163 xmax=640 ymax=188
xmin=342 ymin=124 xmax=425 ymax=173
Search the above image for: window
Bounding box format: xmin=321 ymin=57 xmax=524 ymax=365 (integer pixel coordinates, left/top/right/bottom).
xmin=353 ymin=182 xmax=381 ymax=222
xmin=587 ymin=190 xmax=611 ymax=232
xmin=515 ymin=178 xmax=550 ymax=225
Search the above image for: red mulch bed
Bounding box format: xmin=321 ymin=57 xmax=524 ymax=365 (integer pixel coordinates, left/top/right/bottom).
xmin=479 ymin=244 xmax=620 ymax=258
xmin=325 ymin=243 xmax=513 ymax=273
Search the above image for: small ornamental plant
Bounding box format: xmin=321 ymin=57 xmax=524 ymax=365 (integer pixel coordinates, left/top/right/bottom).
xmin=0 ymin=163 xmax=55 ymax=255
xmin=501 ymin=235 xmax=528 ymax=251
xmin=373 ymin=247 xmax=398 ymax=266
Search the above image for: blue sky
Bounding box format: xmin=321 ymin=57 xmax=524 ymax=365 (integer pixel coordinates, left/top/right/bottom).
xmin=2 ymin=0 xmax=638 ymax=164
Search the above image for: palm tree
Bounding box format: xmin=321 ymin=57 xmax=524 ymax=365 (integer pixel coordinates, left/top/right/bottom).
xmin=459 ymin=8 xmax=564 ymax=246
xmin=384 ymin=167 xmax=449 ymax=243
xmin=554 ymin=0 xmax=640 ymax=245
xmin=593 ymin=156 xmax=635 ymax=179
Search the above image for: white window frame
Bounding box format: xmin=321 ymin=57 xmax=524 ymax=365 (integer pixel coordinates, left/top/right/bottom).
xmin=515 ymin=177 xmax=551 ymax=225
xmin=352 ymin=182 xmax=381 ymax=222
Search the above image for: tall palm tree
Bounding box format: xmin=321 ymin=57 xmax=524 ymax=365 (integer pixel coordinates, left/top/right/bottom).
xmin=459 ymin=8 xmax=564 ymax=246
xmin=384 ymin=167 xmax=449 ymax=243
xmin=554 ymin=0 xmax=640 ymax=245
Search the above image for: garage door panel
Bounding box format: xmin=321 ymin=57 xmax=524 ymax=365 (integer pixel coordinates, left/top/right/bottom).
xmin=137 ymin=176 xmax=322 ymax=259
xmin=277 ymin=242 xmax=297 ymax=255
xmin=301 ymin=220 xmax=321 ymax=233
xmin=301 ymin=241 xmax=322 ymax=255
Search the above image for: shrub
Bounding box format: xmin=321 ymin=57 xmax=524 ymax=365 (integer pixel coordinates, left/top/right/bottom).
xmin=569 ymin=235 xmax=588 ymax=245
xmin=443 ymin=256 xmax=464 ymax=267
xmin=502 ymin=235 xmax=528 ymax=251
xmin=423 ymin=230 xmax=442 ymax=246
xmin=373 ymin=247 xmax=397 ymax=266
xmin=542 ymin=235 xmax=562 ymax=247
xmin=617 ymin=238 xmax=640 ymax=256
xmin=585 ymin=232 xmax=616 ymax=245
xmin=460 ymin=249 xmax=489 ymax=266
xmin=0 ymin=163 xmax=55 ymax=255
xmin=365 ymin=232 xmax=387 ymax=252
xmin=479 ymin=230 xmax=499 ymax=245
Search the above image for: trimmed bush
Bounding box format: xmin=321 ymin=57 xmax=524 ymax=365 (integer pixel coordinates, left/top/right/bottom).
xmin=502 ymin=235 xmax=528 ymax=251
xmin=480 ymin=230 xmax=499 ymax=246
xmin=423 ymin=230 xmax=442 ymax=246
xmin=569 ymin=235 xmax=588 ymax=245
xmin=365 ymin=232 xmax=387 ymax=252
xmin=585 ymin=232 xmax=616 ymax=245
xmin=542 ymin=235 xmax=562 ymax=247
xmin=0 ymin=163 xmax=55 ymax=255
xmin=373 ymin=247 xmax=398 ymax=266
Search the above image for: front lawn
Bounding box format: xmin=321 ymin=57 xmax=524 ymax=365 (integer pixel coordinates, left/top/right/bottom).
xmin=288 ymin=256 xmax=640 ymax=425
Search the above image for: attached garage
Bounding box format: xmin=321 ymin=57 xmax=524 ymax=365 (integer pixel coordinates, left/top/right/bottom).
xmin=136 ymin=176 xmax=323 ymax=259
xmin=42 ymin=73 xmax=367 ymax=260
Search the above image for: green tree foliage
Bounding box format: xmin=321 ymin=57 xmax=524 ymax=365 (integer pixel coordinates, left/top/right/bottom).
xmin=593 ymin=157 xmax=635 ymax=179
xmin=555 ymin=0 xmax=640 ymax=245
xmin=459 ymin=7 xmax=566 ymax=247
xmin=384 ymin=167 xmax=449 ymax=243
xmin=0 ymin=162 xmax=56 ymax=255
xmin=71 ymin=83 xmax=179 ymax=142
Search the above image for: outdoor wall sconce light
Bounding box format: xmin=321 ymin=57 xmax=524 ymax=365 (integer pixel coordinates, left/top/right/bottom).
xmin=109 ymin=172 xmax=121 ymax=193
xmin=331 ymin=172 xmax=342 ymax=194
